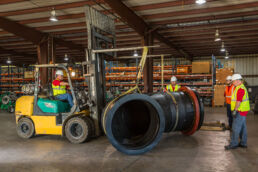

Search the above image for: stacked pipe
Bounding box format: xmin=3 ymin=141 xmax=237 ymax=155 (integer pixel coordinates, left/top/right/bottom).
xmin=102 ymin=87 xmax=204 ymax=155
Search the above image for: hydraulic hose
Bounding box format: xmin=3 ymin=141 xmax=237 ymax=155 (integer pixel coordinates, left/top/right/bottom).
xmin=102 ymin=87 xmax=204 ymax=155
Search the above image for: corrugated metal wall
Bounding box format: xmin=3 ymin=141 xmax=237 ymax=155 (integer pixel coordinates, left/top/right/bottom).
xmin=232 ymin=56 xmax=258 ymax=86
xmin=193 ymin=55 xmax=258 ymax=86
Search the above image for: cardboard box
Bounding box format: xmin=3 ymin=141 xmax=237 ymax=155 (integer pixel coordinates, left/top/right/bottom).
xmin=177 ymin=66 xmax=189 ymax=74
xmin=24 ymin=71 xmax=34 ymax=79
xmin=216 ymin=68 xmax=234 ymax=84
xmin=192 ymin=61 xmax=211 ymax=74
xmin=213 ymin=85 xmax=226 ymax=106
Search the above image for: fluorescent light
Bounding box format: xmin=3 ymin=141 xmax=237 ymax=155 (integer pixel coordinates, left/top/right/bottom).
xmin=49 ymin=9 xmax=58 ymax=22
xmin=220 ymin=42 xmax=226 ymax=52
xmin=133 ymin=50 xmax=138 ymax=57
xmin=214 ymin=29 xmax=221 ymax=42
xmin=64 ymin=54 xmax=69 ymax=61
xmin=196 ymin=0 xmax=206 ymax=5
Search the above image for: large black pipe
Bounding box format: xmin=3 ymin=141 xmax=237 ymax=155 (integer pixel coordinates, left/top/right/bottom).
xmin=102 ymin=87 xmax=204 ymax=155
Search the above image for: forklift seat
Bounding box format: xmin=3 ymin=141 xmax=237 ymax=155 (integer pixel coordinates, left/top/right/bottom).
xmin=37 ymin=98 xmax=70 ymax=113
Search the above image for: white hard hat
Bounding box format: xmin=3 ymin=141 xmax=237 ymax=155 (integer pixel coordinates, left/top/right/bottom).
xmin=226 ymin=76 xmax=232 ymax=81
xmin=56 ymin=70 xmax=64 ymax=76
xmin=232 ymin=74 xmax=242 ymax=81
xmin=171 ymin=76 xmax=177 ymax=82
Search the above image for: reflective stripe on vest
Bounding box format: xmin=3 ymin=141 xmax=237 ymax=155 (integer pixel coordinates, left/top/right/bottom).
xmin=231 ymin=84 xmax=250 ymax=112
xmin=166 ymin=84 xmax=181 ymax=92
xmin=225 ymin=85 xmax=234 ymax=104
xmin=52 ymin=83 xmax=66 ymax=96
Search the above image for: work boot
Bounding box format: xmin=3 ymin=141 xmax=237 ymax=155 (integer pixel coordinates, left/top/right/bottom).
xmin=238 ymin=144 xmax=248 ymax=148
xmin=224 ymin=145 xmax=238 ymax=150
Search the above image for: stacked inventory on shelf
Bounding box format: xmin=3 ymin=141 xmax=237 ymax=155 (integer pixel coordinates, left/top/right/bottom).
xmin=105 ymin=64 xmax=213 ymax=97
xmin=0 ymin=65 xmax=35 ymax=94
xmin=0 ymin=63 xmax=215 ymax=100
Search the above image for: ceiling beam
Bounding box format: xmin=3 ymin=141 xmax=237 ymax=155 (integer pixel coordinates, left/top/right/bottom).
xmin=142 ymin=1 xmax=258 ymax=20
xmin=3 ymin=23 xmax=258 ymax=45
xmin=0 ymin=0 xmax=25 ymax=5
xmin=0 ymin=1 xmax=94 ymax=17
xmin=0 ymin=46 xmax=35 ymax=59
xmin=0 ymin=17 xmax=47 ymax=44
xmin=103 ymin=0 xmax=192 ymax=59
xmin=0 ymin=16 xmax=84 ymax=51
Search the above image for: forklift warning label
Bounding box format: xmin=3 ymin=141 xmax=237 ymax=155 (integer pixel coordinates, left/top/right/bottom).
xmin=44 ymin=103 xmax=54 ymax=108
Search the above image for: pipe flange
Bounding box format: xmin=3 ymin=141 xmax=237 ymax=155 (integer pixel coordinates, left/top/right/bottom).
xmin=179 ymin=87 xmax=200 ymax=136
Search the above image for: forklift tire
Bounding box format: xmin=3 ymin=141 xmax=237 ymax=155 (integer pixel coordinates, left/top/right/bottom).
xmin=65 ymin=117 xmax=92 ymax=144
xmin=82 ymin=116 xmax=95 ymax=138
xmin=17 ymin=118 xmax=35 ymax=139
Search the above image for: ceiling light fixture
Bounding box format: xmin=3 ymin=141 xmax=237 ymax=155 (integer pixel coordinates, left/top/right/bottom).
xmin=6 ymin=57 xmax=11 ymax=64
xmin=214 ymin=29 xmax=221 ymax=42
xmin=196 ymin=0 xmax=206 ymax=5
xmin=133 ymin=50 xmax=138 ymax=57
xmin=49 ymin=8 xmax=58 ymax=22
xmin=225 ymin=51 xmax=229 ymax=59
xmin=64 ymin=54 xmax=69 ymax=61
xmin=220 ymin=42 xmax=226 ymax=52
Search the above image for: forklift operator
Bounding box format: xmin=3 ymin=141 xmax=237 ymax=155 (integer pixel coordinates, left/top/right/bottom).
xmin=52 ymin=70 xmax=74 ymax=107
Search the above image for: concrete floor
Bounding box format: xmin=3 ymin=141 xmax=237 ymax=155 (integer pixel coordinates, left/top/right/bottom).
xmin=0 ymin=107 xmax=257 ymax=172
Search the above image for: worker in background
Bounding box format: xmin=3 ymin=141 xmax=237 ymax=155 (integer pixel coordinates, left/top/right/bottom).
xmin=52 ymin=70 xmax=74 ymax=108
xmin=166 ymin=76 xmax=181 ymax=92
xmin=225 ymin=74 xmax=250 ymax=150
xmin=224 ymin=76 xmax=235 ymax=129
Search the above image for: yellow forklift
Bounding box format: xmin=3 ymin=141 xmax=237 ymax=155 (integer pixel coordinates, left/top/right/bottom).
xmin=15 ymin=64 xmax=95 ymax=143
xmin=15 ymin=6 xmax=116 ymax=144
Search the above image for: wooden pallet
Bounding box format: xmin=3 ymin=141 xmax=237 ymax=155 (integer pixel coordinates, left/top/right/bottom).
xmin=200 ymin=126 xmax=225 ymax=131
xmin=200 ymin=121 xmax=226 ymax=131
xmin=213 ymin=105 xmax=225 ymax=107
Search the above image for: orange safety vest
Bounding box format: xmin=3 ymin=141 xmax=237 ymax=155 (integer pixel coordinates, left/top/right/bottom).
xmin=225 ymin=85 xmax=235 ymax=104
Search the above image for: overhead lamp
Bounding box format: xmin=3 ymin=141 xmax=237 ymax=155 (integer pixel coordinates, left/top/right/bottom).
xmin=71 ymin=71 xmax=76 ymax=77
xmin=220 ymin=42 xmax=226 ymax=52
xmin=225 ymin=51 xmax=229 ymax=59
xmin=133 ymin=50 xmax=138 ymax=57
xmin=214 ymin=29 xmax=221 ymax=42
xmin=64 ymin=54 xmax=69 ymax=61
xmin=49 ymin=8 xmax=58 ymax=22
xmin=6 ymin=57 xmax=11 ymax=64
xmin=196 ymin=0 xmax=206 ymax=5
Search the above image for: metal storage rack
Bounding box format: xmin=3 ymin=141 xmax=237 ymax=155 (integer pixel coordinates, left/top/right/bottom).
xmin=0 ymin=65 xmax=35 ymax=94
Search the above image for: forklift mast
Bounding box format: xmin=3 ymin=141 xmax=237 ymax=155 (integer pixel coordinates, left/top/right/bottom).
xmin=84 ymin=6 xmax=116 ymax=136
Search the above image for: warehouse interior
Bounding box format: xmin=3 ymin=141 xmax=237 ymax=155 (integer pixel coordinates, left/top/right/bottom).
xmin=0 ymin=0 xmax=258 ymax=171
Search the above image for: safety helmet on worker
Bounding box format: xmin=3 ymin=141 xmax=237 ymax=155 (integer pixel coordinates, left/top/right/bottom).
xmin=171 ymin=76 xmax=177 ymax=82
xmin=226 ymin=76 xmax=232 ymax=81
xmin=232 ymin=74 xmax=242 ymax=81
xmin=56 ymin=70 xmax=64 ymax=76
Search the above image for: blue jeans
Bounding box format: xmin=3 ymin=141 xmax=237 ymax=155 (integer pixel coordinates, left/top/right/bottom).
xmin=227 ymin=104 xmax=233 ymax=128
xmin=230 ymin=112 xmax=247 ymax=146
xmin=56 ymin=93 xmax=74 ymax=107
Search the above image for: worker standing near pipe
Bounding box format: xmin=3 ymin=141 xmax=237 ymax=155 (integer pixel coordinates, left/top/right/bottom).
xmin=225 ymin=74 xmax=250 ymax=150
xmin=224 ymin=76 xmax=235 ymax=129
xmin=166 ymin=76 xmax=181 ymax=92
